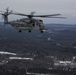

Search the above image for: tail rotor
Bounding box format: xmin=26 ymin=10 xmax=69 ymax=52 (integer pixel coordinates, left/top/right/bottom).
xmin=0 ymin=7 xmax=13 ymax=24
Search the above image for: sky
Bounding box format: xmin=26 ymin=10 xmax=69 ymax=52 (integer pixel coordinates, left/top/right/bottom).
xmin=0 ymin=0 xmax=76 ymax=24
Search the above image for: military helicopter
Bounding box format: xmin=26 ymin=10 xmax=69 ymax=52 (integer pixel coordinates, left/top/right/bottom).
xmin=0 ymin=8 xmax=66 ymax=33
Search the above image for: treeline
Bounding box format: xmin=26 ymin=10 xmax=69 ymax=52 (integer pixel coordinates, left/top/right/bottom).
xmin=0 ymin=65 xmax=26 ymax=75
xmin=27 ymin=67 xmax=76 ymax=75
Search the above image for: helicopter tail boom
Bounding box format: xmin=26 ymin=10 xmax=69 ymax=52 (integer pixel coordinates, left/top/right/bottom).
xmin=3 ymin=14 xmax=8 ymax=24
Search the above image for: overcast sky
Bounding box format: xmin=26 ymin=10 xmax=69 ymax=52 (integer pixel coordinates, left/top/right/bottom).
xmin=0 ymin=0 xmax=76 ymax=24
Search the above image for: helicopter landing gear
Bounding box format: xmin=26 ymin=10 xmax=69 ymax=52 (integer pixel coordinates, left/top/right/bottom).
xmin=33 ymin=24 xmax=35 ymax=27
xmin=40 ymin=27 xmax=43 ymax=33
xmin=40 ymin=30 xmax=43 ymax=33
xmin=28 ymin=30 xmax=31 ymax=33
xmin=19 ymin=30 xmax=22 ymax=33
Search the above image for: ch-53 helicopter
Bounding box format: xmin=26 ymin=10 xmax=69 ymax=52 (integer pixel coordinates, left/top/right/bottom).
xmin=0 ymin=8 xmax=66 ymax=33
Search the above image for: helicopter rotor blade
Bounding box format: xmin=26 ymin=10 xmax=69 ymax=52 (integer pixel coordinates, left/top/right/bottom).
xmin=0 ymin=13 xmax=4 ymax=19
xmin=30 ymin=11 xmax=36 ymax=15
xmin=42 ymin=17 xmax=67 ymax=19
xmin=6 ymin=7 xmax=9 ymax=13
xmin=12 ymin=12 xmax=61 ymax=18
xmin=33 ymin=14 xmax=61 ymax=17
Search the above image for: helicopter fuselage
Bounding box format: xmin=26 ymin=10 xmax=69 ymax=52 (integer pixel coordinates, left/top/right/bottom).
xmin=6 ymin=18 xmax=45 ymax=32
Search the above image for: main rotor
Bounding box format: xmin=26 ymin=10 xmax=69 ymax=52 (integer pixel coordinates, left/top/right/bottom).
xmin=0 ymin=7 xmax=66 ymax=19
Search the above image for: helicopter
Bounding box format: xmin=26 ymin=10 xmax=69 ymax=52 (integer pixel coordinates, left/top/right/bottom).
xmin=0 ymin=8 xmax=66 ymax=33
